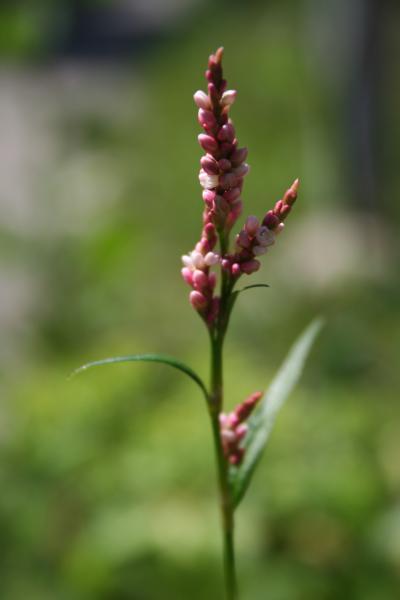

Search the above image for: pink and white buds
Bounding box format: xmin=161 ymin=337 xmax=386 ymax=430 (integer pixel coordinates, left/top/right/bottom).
xmin=220 ymin=391 xmax=262 ymax=465
xmin=221 ymin=89 xmax=237 ymax=107
xmin=193 ymin=90 xmax=211 ymax=110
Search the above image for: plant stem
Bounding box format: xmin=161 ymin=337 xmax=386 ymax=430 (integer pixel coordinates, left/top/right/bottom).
xmin=209 ymin=268 xmax=238 ymax=599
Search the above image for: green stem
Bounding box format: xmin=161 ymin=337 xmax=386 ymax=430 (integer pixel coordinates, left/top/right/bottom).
xmin=208 ymin=263 xmax=238 ymax=599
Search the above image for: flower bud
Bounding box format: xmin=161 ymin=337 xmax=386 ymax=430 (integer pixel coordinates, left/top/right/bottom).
xmin=256 ymin=226 xmax=275 ymax=247
xmin=219 ymin=172 xmax=238 ymax=189
xmin=235 ymin=391 xmax=262 ymax=421
xmin=204 ymin=252 xmax=220 ymax=266
xmin=245 ymin=215 xmax=260 ymax=236
xmin=193 ymin=90 xmax=211 ymax=110
xmin=234 ymin=163 xmax=249 ymax=177
xmin=198 ymin=109 xmax=217 ymax=130
xmin=253 ymin=245 xmax=268 ymax=256
xmin=230 ymin=147 xmax=248 ymax=166
xmin=229 ymin=448 xmax=245 ymax=465
xmin=198 ymin=133 xmax=218 ymax=153
xmin=181 ymin=267 xmax=193 ymax=286
xmin=223 ymin=187 xmax=241 ymax=202
xmin=192 ymin=269 xmax=208 ymax=291
xmin=231 ymin=263 xmax=241 ymax=277
xmin=283 ymin=178 xmax=299 ymax=206
xmin=217 ymin=123 xmax=235 ymax=142
xmin=240 ymin=259 xmax=260 ymax=275
xmin=237 ymin=230 xmax=251 ymax=249
xmin=203 ymin=189 xmax=216 ymax=205
xmin=235 ymin=424 xmax=248 ymax=440
xmin=189 ymin=290 xmax=207 ymax=310
xmin=221 ymin=89 xmax=237 ymax=107
xmin=201 ymin=155 xmax=219 ymax=175
xmin=262 ymin=210 xmax=280 ymax=230
xmin=199 ymin=169 xmax=219 ymax=190
xmin=218 ymin=158 xmax=232 ymax=172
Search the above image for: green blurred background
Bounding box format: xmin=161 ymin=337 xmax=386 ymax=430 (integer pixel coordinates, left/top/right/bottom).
xmin=0 ymin=1 xmax=399 ymax=598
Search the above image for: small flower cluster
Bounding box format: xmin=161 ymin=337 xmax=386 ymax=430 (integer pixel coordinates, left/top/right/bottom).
xmin=219 ymin=391 xmax=262 ymax=465
xmin=222 ymin=179 xmax=299 ymax=277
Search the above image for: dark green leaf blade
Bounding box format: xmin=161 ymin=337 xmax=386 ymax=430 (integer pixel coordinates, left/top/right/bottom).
xmin=231 ymin=318 xmax=324 ymax=507
xmin=71 ymin=354 xmax=209 ymax=402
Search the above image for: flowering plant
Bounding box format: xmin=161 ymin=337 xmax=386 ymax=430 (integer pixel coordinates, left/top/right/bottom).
xmin=75 ymin=48 xmax=322 ymax=600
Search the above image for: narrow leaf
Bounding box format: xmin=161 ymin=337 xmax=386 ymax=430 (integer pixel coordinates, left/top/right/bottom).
xmin=239 ymin=283 xmax=270 ymax=292
xmin=71 ymin=353 xmax=209 ymax=402
xmin=231 ymin=318 xmax=324 ymax=507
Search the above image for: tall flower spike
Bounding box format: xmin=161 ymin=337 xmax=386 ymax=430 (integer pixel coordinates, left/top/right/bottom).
xmin=182 ymin=47 xmax=249 ymax=326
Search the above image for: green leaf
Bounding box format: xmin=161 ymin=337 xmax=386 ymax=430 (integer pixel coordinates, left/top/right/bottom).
xmin=230 ymin=318 xmax=324 ymax=508
xmin=238 ymin=283 xmax=270 ymax=292
xmin=71 ymin=353 xmax=209 ymax=402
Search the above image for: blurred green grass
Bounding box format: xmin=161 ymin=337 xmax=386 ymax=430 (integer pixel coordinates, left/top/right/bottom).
xmin=1 ymin=2 xmax=399 ymax=599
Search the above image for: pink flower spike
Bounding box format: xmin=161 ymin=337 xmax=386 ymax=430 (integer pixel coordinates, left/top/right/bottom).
xmin=193 ymin=90 xmax=211 ymax=110
xmin=189 ymin=290 xmax=207 ymax=310
xmin=198 ymin=133 xmax=218 ymax=153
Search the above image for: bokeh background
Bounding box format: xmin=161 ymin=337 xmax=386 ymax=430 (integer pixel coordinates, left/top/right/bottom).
xmin=1 ymin=1 xmax=399 ymax=598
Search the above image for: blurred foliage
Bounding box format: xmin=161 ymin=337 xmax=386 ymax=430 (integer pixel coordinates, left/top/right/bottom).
xmin=0 ymin=1 xmax=399 ymax=599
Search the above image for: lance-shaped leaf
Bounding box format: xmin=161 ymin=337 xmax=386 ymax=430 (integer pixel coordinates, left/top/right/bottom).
xmin=71 ymin=354 xmax=209 ymax=403
xmin=230 ymin=318 xmax=324 ymax=508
